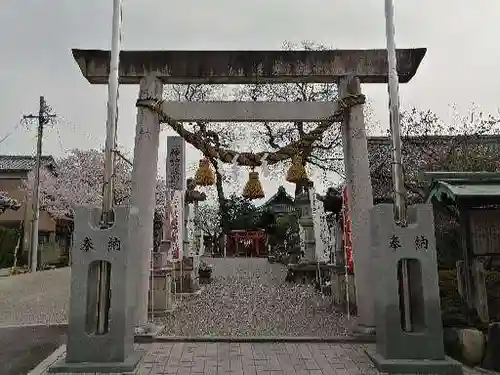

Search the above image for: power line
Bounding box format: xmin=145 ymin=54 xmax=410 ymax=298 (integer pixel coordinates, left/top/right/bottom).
xmin=0 ymin=122 xmax=22 ymax=146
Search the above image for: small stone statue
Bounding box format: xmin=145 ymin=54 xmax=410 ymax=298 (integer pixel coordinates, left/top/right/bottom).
xmin=317 ymin=187 xmax=342 ymax=217
xmin=185 ymin=178 xmax=207 ymax=204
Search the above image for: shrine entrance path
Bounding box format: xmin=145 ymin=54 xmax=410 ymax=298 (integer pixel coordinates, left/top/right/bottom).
xmin=160 ymin=257 xmax=354 ymax=337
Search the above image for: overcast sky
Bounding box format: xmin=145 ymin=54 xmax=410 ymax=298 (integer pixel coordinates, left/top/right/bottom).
xmin=1 ymin=0 xmax=499 ymax=200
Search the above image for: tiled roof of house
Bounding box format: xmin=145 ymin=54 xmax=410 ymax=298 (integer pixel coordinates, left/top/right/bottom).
xmin=0 ymin=155 xmax=56 ymax=172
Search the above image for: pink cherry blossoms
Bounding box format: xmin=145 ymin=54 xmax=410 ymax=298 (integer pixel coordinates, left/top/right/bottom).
xmin=31 ymin=149 xmax=166 ymax=219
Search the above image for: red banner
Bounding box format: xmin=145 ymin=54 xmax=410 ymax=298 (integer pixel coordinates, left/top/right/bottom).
xmin=342 ymin=187 xmax=354 ymax=274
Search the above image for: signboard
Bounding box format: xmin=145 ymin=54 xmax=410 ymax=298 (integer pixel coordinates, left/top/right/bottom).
xmin=166 ymin=136 xmax=186 ymax=262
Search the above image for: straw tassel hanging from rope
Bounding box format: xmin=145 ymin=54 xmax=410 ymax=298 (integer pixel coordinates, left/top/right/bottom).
xmin=286 ymin=154 xmax=308 ymax=184
xmin=242 ymin=168 xmax=265 ymax=200
xmin=194 ymin=157 xmax=215 ymax=186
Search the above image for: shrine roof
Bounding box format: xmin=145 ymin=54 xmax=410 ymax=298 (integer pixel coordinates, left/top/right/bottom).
xmin=424 ymin=172 xmax=500 ymax=203
xmin=71 ymin=48 xmax=426 ymax=85
xmin=259 ymin=186 xmax=295 ymax=209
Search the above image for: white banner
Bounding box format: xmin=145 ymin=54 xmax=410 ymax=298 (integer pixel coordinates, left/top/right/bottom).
xmin=309 ymin=187 xmax=331 ymax=263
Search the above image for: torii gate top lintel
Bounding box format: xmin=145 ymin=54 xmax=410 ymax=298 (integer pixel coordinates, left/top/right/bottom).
xmin=72 ymin=48 xmax=426 ymax=85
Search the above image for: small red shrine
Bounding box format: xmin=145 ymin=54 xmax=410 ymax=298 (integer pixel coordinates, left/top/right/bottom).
xmin=226 ymin=229 xmax=267 ymax=257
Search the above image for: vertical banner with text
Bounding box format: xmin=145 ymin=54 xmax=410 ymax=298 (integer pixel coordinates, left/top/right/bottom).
xmin=166 ymin=136 xmax=186 ymax=262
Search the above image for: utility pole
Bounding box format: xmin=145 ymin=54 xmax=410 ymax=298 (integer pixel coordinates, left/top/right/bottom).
xmin=384 ymin=0 xmax=411 ymax=331
xmin=23 ymin=96 xmax=56 ymax=273
xmin=95 ymin=0 xmax=122 ymax=335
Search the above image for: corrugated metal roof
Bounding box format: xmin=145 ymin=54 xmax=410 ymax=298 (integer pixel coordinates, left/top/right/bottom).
xmin=367 ymin=134 xmax=500 ymax=146
xmin=0 ymin=155 xmax=56 ymax=172
xmin=427 ymin=174 xmax=500 ymax=204
xmin=438 ymin=181 xmax=500 ymax=197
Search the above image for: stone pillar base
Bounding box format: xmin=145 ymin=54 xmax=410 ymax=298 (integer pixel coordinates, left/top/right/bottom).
xmin=152 ymin=249 xmax=170 ymax=270
xmin=149 ymin=268 xmax=175 ymax=314
xmin=330 ymin=270 xmax=358 ymax=316
xmin=48 ymin=350 xmax=146 ymax=374
xmin=331 ymin=272 xmax=344 ymax=305
xmin=366 ymin=350 xmax=463 ymax=375
xmin=285 ymin=262 xmax=334 ymax=285
xmin=351 ymin=324 xmax=375 ymax=336
xmin=285 ymin=263 xmax=317 ymax=284
xmin=168 ymin=256 xmax=201 ymax=295
xmin=134 ymin=322 xmax=164 ymax=341
xmin=172 ymin=271 xmax=200 ymax=294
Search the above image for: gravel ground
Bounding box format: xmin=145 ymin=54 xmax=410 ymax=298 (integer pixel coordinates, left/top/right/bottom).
xmin=0 ymin=267 xmax=69 ymax=326
xmin=160 ymin=257 xmax=355 ymax=337
xmin=0 ymin=259 xmax=355 ymax=337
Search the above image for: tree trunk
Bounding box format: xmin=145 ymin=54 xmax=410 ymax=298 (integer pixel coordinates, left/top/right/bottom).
xmin=209 ymin=158 xmax=230 ymax=253
xmin=12 ymin=222 xmax=23 ymax=271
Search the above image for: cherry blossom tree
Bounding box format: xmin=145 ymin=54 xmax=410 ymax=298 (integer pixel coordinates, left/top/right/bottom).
xmin=234 ymin=41 xmax=375 ymax=193
xmin=36 ymin=149 xmax=131 ymax=218
xmin=368 ymin=106 xmax=500 ymax=203
xmin=37 ymin=149 xmax=166 ymax=219
xmin=0 ymin=191 xmax=21 ymax=214
xmin=196 ymin=202 xmax=221 ymax=247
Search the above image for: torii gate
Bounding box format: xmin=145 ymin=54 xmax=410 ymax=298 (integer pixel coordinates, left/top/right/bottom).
xmin=71 ymin=47 xmax=426 ymax=333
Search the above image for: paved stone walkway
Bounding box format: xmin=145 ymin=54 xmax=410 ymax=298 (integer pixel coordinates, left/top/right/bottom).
xmin=31 ymin=342 xmax=481 ymax=375
xmin=140 ymin=342 xmax=378 ymax=375
xmin=31 ymin=342 xmax=377 ymax=374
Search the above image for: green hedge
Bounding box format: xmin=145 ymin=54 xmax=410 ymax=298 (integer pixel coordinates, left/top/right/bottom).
xmin=0 ymin=227 xmax=19 ymax=269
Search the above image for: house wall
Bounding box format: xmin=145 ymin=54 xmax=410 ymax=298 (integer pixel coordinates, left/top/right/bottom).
xmin=0 ymin=168 xmax=62 ymax=266
xmin=0 ymin=169 xmax=57 ymax=232
xmin=270 ymin=203 xmax=295 ymax=214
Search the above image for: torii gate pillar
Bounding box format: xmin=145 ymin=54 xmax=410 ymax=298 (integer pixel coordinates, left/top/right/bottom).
xmin=129 ymin=74 xmax=163 ymax=332
xmin=340 ymin=75 xmax=375 ymax=332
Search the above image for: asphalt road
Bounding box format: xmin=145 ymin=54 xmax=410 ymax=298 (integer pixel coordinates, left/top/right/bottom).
xmin=0 ymin=325 xmax=67 ymax=375
xmin=0 ymin=268 xmax=70 ymax=327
